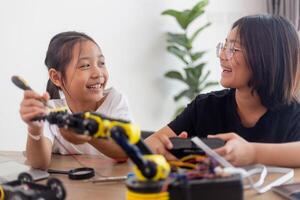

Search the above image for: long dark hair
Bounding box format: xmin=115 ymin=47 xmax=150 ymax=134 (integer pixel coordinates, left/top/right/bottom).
xmin=232 ymin=14 xmax=300 ymax=110
xmin=45 ymin=31 xmax=97 ymax=99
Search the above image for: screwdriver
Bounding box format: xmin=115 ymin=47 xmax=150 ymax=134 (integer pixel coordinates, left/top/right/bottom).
xmin=11 ymin=75 xmax=53 ymax=109
xmin=85 ymin=175 xmax=127 ymax=183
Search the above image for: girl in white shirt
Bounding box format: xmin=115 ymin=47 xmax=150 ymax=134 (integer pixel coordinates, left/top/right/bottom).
xmin=19 ymin=31 xmax=130 ymax=169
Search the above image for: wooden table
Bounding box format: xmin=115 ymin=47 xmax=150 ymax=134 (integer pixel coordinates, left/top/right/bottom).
xmin=1 ymin=151 xmax=299 ymax=200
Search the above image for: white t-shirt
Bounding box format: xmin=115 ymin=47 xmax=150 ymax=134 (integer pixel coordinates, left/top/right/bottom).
xmin=43 ymin=87 xmax=132 ymax=155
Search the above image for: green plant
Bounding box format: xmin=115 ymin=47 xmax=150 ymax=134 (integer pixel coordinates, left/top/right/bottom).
xmin=162 ymin=0 xmax=218 ymax=116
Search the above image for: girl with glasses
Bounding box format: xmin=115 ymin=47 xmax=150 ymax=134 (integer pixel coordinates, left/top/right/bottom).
xmin=145 ymin=14 xmax=300 ymax=167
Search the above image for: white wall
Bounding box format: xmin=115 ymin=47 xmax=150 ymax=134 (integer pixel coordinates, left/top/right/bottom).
xmin=0 ymin=0 xmax=266 ymax=151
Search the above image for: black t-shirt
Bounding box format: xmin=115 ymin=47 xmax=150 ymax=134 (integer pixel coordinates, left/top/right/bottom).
xmin=168 ymin=89 xmax=300 ymax=143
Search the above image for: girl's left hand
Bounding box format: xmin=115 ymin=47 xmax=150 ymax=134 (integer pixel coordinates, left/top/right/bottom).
xmin=208 ymin=133 xmax=256 ymax=166
xmin=60 ymin=128 xmax=92 ymax=145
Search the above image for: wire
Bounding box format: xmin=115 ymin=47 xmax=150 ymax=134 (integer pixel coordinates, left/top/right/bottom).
xmin=180 ymin=154 xmax=206 ymax=163
xmin=169 ymin=161 xmax=197 ymax=169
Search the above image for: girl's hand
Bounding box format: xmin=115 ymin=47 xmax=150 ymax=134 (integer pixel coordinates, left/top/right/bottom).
xmin=208 ymin=133 xmax=256 ymax=166
xmin=19 ymin=90 xmax=49 ymax=135
xmin=60 ymin=128 xmax=92 ymax=145
xmin=145 ymin=131 xmax=188 ymax=161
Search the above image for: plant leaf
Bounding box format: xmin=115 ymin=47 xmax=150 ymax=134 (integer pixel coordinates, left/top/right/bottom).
xmin=163 ymin=0 xmax=216 ymax=117
xmin=180 ymin=10 xmax=192 ymax=29
xmin=191 ymin=51 xmax=206 ymax=62
xmin=162 ymin=9 xmax=188 ymax=30
xmin=165 ymin=70 xmax=184 ymax=82
xmin=185 ymin=0 xmax=209 ymax=29
xmin=167 ymin=46 xmax=188 ymax=64
xmin=167 ymin=33 xmax=192 ymax=50
xmin=191 ymin=62 xmax=206 ymax=81
xmin=190 ymin=22 xmax=211 ymax=42
xmin=184 ymin=67 xmax=200 ymax=88
xmin=162 ymin=0 xmax=209 ymax=29
xmin=194 ymin=62 xmax=206 ymax=70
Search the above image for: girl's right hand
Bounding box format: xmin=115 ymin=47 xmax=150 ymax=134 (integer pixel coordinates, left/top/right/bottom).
xmin=19 ymin=90 xmax=49 ymax=135
xmin=145 ymin=127 xmax=188 ymax=160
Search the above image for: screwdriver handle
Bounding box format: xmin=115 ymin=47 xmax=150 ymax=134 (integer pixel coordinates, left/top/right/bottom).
xmin=11 ymin=75 xmax=53 ymax=109
xmin=11 ymin=75 xmax=33 ymax=91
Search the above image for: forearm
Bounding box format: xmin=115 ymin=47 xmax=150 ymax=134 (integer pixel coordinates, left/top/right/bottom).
xmin=89 ymin=139 xmax=127 ymax=160
xmin=253 ymin=142 xmax=300 ymax=167
xmin=26 ymin=136 xmax=52 ymax=170
xmin=90 ymin=126 xmax=177 ymax=160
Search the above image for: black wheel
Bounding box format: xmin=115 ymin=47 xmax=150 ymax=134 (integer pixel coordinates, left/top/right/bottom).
xmin=9 ymin=191 xmax=29 ymax=200
xmin=18 ymin=172 xmax=33 ymax=183
xmin=47 ymin=178 xmax=66 ymax=200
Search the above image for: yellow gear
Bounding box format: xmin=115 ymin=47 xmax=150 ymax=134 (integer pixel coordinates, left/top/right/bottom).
xmin=84 ymin=112 xmax=141 ymax=144
xmin=127 ymin=189 xmax=169 ymax=200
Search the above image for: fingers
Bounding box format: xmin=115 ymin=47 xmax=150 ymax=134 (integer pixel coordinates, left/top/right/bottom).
xmin=19 ymin=91 xmax=49 ymax=132
xmin=214 ymin=147 xmax=226 ymax=156
xmin=208 ymin=132 xmax=237 ymax=141
xmin=162 ymin=131 xmax=188 ymax=148
xmin=23 ymin=90 xmax=44 ymax=100
xmin=22 ymin=90 xmax=49 ymax=108
xmin=20 ymin=90 xmax=48 ymax=119
xmin=145 ymin=134 xmax=176 ymax=160
xmin=214 ymin=143 xmax=233 ymax=156
xmin=159 ymin=134 xmax=173 ymax=149
xmin=224 ymin=153 xmax=234 ymax=162
xmin=145 ymin=135 xmax=168 ymax=155
xmin=20 ymin=102 xmax=47 ymax=120
xmin=178 ymin=131 xmax=188 ymax=138
xmin=60 ymin=129 xmax=92 ymax=145
xmin=22 ymin=110 xmax=46 ymax=121
xmin=156 ymin=144 xmax=177 ymax=161
xmin=145 ymin=131 xmax=185 ymax=161
xmin=158 ymin=132 xmax=191 ymax=160
xmin=21 ymin=91 xmax=46 ymax=111
xmin=42 ymin=92 xmax=50 ymax=101
xmin=21 ymin=98 xmax=45 ymax=109
xmin=214 ymin=146 xmax=234 ymax=165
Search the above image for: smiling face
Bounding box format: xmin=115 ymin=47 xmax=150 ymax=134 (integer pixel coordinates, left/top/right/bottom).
xmin=61 ymin=40 xmax=108 ymax=106
xmin=219 ymin=27 xmax=252 ymax=90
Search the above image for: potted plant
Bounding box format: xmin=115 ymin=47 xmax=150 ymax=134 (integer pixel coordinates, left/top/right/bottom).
xmin=162 ymin=0 xmax=218 ymax=116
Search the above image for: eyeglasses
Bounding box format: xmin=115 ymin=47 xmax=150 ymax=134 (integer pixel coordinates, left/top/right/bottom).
xmin=216 ymin=42 xmax=242 ymax=59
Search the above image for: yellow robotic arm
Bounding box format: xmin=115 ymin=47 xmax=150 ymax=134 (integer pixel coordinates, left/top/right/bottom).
xmin=44 ymin=110 xmax=170 ymax=182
